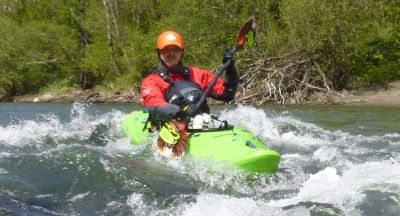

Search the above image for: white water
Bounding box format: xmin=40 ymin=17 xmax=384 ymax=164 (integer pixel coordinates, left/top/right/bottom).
xmin=1 ymin=103 xmax=399 ymax=215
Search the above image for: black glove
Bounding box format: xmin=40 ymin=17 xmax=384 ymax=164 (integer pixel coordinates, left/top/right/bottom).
xmin=222 ymin=48 xmax=236 ymax=75
xmin=182 ymin=104 xmax=198 ymax=117
xmin=176 ymin=104 xmax=198 ymax=124
xmin=222 ymin=48 xmax=235 ymax=65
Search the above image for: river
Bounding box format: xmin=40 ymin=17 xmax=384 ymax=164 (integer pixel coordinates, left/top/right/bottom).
xmin=0 ymin=103 xmax=399 ymax=215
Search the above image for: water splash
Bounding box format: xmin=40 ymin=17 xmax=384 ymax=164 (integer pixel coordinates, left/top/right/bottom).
xmin=269 ymin=160 xmax=400 ymax=215
xmin=0 ymin=102 xmax=128 ymax=151
xmin=2 ymin=103 xmax=399 ymax=215
xmin=181 ymin=193 xmax=285 ymax=216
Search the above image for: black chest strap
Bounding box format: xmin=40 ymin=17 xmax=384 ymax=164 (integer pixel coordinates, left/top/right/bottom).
xmin=182 ymin=68 xmax=190 ymax=81
xmin=152 ymin=66 xmax=191 ymax=84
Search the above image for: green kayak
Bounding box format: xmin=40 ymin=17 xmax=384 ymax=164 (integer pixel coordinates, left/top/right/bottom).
xmin=121 ymin=111 xmax=280 ymax=173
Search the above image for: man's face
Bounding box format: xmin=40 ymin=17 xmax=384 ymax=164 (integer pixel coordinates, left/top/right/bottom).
xmin=159 ymin=45 xmax=183 ymax=68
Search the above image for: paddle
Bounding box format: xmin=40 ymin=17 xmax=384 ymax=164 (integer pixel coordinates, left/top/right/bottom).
xmin=195 ymin=15 xmax=256 ymax=109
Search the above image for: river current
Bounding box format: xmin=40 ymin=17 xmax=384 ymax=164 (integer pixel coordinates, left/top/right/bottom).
xmin=0 ymin=103 xmax=399 ymax=215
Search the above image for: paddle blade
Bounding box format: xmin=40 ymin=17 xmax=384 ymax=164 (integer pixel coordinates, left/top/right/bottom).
xmin=159 ymin=122 xmax=180 ymax=145
xmin=236 ymin=16 xmax=257 ymax=49
xmin=157 ymin=120 xmax=188 ymax=158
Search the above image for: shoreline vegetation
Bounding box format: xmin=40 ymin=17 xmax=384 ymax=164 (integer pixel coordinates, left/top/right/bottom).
xmin=1 ymin=1 xmax=399 ymax=106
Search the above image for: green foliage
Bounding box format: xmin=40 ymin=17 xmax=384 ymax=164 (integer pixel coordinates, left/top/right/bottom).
xmin=1 ymin=0 xmax=399 ymax=97
xmin=39 ymin=77 xmax=77 ymax=93
xmin=0 ymin=17 xmax=77 ymax=94
xmin=0 ymin=0 xmax=78 ymax=95
xmin=276 ymin=0 xmax=400 ymax=88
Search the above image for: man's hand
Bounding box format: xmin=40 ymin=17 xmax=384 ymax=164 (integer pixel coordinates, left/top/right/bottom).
xmin=222 ymin=48 xmax=236 ymax=76
xmin=176 ymin=104 xmax=198 ymax=124
xmin=222 ymin=48 xmax=235 ymax=66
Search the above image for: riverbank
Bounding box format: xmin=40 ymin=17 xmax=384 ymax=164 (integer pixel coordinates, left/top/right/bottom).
xmin=2 ymin=89 xmax=140 ymax=104
xmin=3 ymin=80 xmax=400 ymax=107
xmin=343 ymin=80 xmax=400 ymax=107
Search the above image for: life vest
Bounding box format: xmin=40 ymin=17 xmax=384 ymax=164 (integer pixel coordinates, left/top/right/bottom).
xmin=165 ymin=80 xmax=203 ymax=107
xmin=152 ymin=64 xmax=210 ymax=113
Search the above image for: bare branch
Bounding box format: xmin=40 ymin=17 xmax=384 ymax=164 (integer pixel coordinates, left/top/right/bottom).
xmin=235 ymin=50 xmax=345 ymax=104
xmin=26 ymin=59 xmax=59 ymax=65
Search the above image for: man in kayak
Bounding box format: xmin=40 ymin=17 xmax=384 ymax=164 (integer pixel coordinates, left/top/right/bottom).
xmin=140 ymin=30 xmax=239 ymax=122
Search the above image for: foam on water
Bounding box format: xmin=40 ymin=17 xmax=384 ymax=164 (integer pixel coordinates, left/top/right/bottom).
xmin=2 ymin=103 xmax=399 ymax=215
xmin=0 ymin=103 xmax=130 ymax=150
xmin=313 ymin=147 xmax=341 ymax=162
xmin=167 ymin=160 xmax=400 ymax=216
xmin=220 ymin=105 xmax=338 ymax=152
xmin=126 ymin=193 xmax=149 ymax=216
xmin=220 ymin=105 xmax=280 ymax=140
xmin=181 ymin=193 xmax=285 ymax=216
xmin=222 ymin=105 xmax=399 ymax=161
xmin=68 ymin=192 xmax=90 ymax=202
xmin=270 ymin=160 xmax=400 ymax=215
xmin=196 ymin=105 xmax=400 ymax=214
xmin=0 ymin=118 xmax=61 ymax=146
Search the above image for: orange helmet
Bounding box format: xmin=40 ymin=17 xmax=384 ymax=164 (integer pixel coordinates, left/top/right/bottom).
xmin=156 ymin=31 xmax=184 ymax=50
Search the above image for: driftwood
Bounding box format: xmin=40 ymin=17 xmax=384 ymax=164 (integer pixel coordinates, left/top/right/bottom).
xmin=234 ymin=51 xmax=346 ymax=105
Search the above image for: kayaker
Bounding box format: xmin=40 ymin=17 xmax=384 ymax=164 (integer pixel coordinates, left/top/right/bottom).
xmin=140 ymin=30 xmax=239 ymax=122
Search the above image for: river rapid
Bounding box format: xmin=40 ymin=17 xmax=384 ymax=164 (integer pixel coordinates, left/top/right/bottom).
xmin=0 ymin=103 xmax=399 ymax=215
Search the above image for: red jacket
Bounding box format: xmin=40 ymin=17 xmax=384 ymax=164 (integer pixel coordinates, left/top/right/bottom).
xmin=140 ymin=65 xmax=237 ymax=121
xmin=141 ymin=66 xmax=224 ymax=107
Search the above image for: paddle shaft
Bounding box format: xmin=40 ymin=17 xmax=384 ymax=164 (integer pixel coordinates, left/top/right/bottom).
xmin=195 ymin=45 xmax=239 ymax=108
